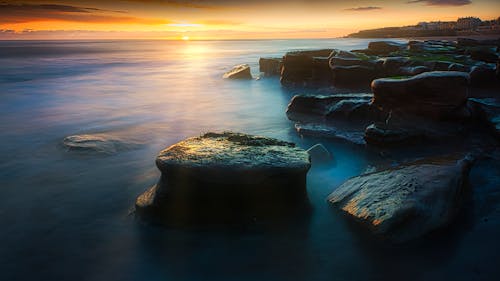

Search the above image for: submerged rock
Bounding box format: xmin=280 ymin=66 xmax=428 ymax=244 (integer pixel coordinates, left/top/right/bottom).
xmin=63 ymin=134 xmax=140 ymax=154
xmin=296 ymin=123 xmax=366 ymax=146
xmin=306 ymin=143 xmax=333 ymax=165
xmin=328 ymin=155 xmax=474 ymax=242
xmin=372 ymin=71 xmax=469 ymax=120
xmin=223 ymin=64 xmax=252 ymax=79
xmin=135 ymin=132 xmax=311 ymax=224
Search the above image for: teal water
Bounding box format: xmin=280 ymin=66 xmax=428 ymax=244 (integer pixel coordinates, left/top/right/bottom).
xmin=0 ymin=39 xmax=498 ymax=281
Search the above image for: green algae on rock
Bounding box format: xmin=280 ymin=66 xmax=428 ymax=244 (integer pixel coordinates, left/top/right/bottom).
xmin=136 ymin=132 xmax=311 ymax=225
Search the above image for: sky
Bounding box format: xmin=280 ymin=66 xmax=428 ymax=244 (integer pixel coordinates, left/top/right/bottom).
xmin=0 ymin=0 xmax=499 ymax=39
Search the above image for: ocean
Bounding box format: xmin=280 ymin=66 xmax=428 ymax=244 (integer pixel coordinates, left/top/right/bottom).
xmin=0 ymin=39 xmax=497 ymax=281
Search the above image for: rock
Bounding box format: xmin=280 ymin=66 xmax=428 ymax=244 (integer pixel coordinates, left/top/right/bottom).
xmin=381 ymin=57 xmax=410 ymax=75
xmin=286 ymin=93 xmax=374 ymax=121
xmin=398 ymin=66 xmax=431 ymax=76
xmin=371 ymin=71 xmax=469 ymax=120
xmin=466 ymin=47 xmax=499 ymax=63
xmin=329 ymin=57 xmax=375 ymax=68
xmin=135 ymin=132 xmax=311 ymax=224
xmin=332 ymin=65 xmax=377 ymax=87
xmin=63 ymin=134 xmax=140 ymax=154
xmin=223 ymin=64 xmax=252 ymax=79
xmin=328 ymin=155 xmax=474 ymax=242
xmin=469 ymin=65 xmax=497 ymax=87
xmin=311 ymin=57 xmax=333 ymax=84
xmin=325 ymin=97 xmax=379 ymax=121
xmin=280 ymin=49 xmax=334 ymax=87
xmin=448 ymin=63 xmax=470 ymax=72
xmin=259 ymin=57 xmax=282 ymax=76
xmin=469 ymin=98 xmax=500 ymax=138
xmin=295 ymin=123 xmax=367 ymax=146
xmin=457 ymin=38 xmax=500 ymax=48
xmin=367 ymin=41 xmax=405 ymax=55
xmin=306 ymin=144 xmax=333 ymax=165
xmin=364 ymin=118 xmax=465 ymax=146
xmin=432 ymin=61 xmax=452 ymax=71
xmin=497 ymin=59 xmax=500 ymax=80
xmin=409 ymin=40 xmax=457 ymax=54
xmin=332 ymin=50 xmax=359 ymax=59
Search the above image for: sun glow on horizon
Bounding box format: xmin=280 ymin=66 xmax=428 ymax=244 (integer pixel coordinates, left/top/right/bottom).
xmin=182 ymin=35 xmax=190 ymax=41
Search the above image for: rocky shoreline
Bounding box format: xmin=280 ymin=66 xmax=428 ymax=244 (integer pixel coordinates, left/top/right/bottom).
xmin=272 ymin=37 xmax=499 ymax=241
xmin=131 ymin=37 xmax=500 ymax=242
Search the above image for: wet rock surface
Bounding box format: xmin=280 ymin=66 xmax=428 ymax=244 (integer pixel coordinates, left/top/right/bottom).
xmin=259 ymin=57 xmax=282 ymax=76
xmin=469 ymin=65 xmax=498 ymax=87
xmin=469 ymin=98 xmax=500 ymax=138
xmin=328 ymin=155 xmax=475 ymax=242
xmin=135 ymin=132 xmax=311 ymax=225
xmin=280 ymin=49 xmax=333 ymax=87
xmin=63 ymin=134 xmax=141 ymax=154
xmin=372 ymin=71 xmax=470 ymax=120
xmin=223 ymin=64 xmax=252 ymax=79
xmin=306 ymin=143 xmax=333 ymax=165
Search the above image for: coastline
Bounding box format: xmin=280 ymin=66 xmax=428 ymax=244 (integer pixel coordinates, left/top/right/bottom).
xmin=402 ymin=34 xmax=500 ymax=41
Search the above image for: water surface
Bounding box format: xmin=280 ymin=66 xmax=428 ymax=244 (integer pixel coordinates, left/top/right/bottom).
xmin=0 ymin=39 xmax=498 ymax=281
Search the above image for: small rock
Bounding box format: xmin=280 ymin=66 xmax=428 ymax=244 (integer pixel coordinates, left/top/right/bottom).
xmin=306 ymin=143 xmax=333 ymax=165
xmin=223 ymin=64 xmax=252 ymax=79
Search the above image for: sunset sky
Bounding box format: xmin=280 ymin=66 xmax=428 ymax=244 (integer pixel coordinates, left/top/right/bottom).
xmin=0 ymin=0 xmax=499 ymax=39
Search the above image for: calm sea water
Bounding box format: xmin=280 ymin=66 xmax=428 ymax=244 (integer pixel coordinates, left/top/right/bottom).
xmin=0 ymin=39 xmax=498 ymax=281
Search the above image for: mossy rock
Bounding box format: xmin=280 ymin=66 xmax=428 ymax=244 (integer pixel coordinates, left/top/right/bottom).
xmin=136 ymin=132 xmax=311 ymax=225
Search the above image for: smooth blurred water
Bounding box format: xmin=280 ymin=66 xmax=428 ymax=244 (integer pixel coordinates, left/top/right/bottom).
xmin=0 ymin=39 xmax=498 ymax=281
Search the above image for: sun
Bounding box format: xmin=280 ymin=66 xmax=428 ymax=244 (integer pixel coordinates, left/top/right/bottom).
xmin=182 ymin=36 xmax=190 ymax=41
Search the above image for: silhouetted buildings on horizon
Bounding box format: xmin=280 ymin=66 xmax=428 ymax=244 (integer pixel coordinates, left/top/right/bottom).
xmin=348 ymin=16 xmax=500 ymax=38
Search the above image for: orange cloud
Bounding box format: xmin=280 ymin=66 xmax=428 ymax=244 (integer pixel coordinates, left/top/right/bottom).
xmin=0 ymin=3 xmax=169 ymax=24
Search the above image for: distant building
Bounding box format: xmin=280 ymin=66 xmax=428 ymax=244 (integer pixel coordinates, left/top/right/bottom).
xmin=456 ymin=17 xmax=482 ymax=30
xmin=416 ymin=21 xmax=455 ymax=30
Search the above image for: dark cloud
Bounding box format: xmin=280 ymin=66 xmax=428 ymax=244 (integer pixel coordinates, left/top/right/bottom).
xmin=0 ymin=3 xmax=168 ymax=24
xmin=345 ymin=6 xmax=382 ymax=11
xmin=407 ymin=0 xmax=472 ymax=6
